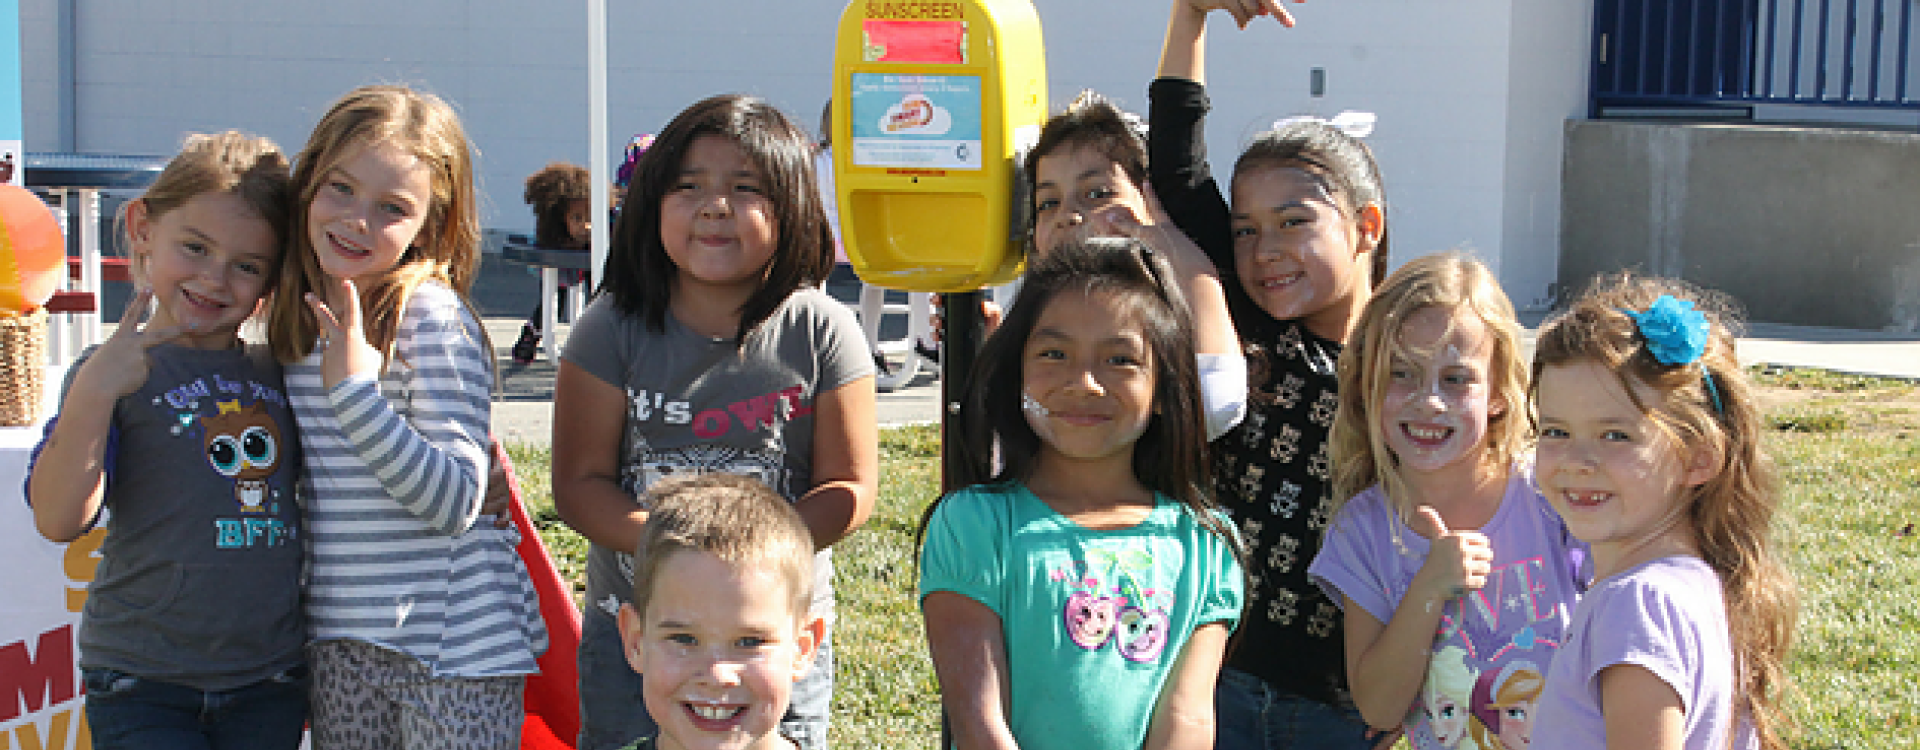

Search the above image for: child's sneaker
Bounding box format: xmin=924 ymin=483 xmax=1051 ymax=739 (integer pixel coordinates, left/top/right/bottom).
xmin=511 ymin=325 xmax=541 ymax=364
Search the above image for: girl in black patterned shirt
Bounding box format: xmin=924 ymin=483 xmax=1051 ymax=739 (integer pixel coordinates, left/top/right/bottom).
xmin=1148 ymin=2 xmax=1394 ymax=747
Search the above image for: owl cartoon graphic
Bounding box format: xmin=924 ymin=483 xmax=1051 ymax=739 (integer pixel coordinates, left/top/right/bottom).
xmin=202 ymin=400 xmax=283 ymax=513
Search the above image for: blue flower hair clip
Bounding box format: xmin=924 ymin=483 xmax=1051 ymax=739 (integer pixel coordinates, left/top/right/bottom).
xmin=1622 ymin=295 xmax=1723 ymax=413
xmin=1622 ymin=295 xmax=1709 ymax=365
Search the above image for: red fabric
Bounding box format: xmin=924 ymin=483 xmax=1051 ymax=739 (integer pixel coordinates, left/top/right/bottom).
xmin=493 ymin=440 xmax=583 ymax=749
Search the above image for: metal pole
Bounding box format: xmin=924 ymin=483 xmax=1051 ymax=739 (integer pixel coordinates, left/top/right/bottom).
xmin=588 ymin=0 xmax=610 ymax=283
xmin=939 ymin=291 xmax=985 ymax=495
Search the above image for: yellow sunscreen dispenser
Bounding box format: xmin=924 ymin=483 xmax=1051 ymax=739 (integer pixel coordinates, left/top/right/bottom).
xmin=831 ymin=0 xmax=1047 ymax=292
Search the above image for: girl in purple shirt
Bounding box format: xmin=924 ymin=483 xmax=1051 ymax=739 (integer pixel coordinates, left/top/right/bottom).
xmin=1310 ymin=253 xmax=1586 ymax=749
xmin=1530 ymin=274 xmax=1797 ymax=750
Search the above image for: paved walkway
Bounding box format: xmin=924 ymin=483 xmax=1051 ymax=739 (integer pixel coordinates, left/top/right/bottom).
xmin=76 ymin=252 xmax=1920 ymax=448
xmin=494 ymin=311 xmax=1920 ymax=451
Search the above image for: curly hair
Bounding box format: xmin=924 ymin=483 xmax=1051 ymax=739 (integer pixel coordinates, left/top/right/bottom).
xmin=524 ymin=162 xmax=593 ymax=249
xmin=1532 ymin=273 xmax=1798 ymax=750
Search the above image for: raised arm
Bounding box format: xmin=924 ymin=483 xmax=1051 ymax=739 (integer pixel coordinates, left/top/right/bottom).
xmin=1142 ymin=621 xmax=1231 ymax=750
xmin=319 ymin=286 xmax=492 ymax=536
xmin=30 ymin=290 xmax=177 ymax=542
xmin=1158 ymin=0 xmax=1298 ymax=84
xmin=923 ymin=591 xmax=1023 ymax=750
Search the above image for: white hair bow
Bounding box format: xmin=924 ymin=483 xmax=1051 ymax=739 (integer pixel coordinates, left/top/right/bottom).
xmin=1272 ymin=111 xmax=1376 ymax=139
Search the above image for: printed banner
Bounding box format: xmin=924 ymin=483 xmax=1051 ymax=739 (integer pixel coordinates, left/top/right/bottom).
xmin=1 ymin=425 xmax=95 ymax=750
xmin=849 ymin=73 xmax=982 ymax=170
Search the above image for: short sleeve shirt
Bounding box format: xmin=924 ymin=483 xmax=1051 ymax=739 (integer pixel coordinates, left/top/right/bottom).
xmin=919 ymin=483 xmax=1244 ymax=750
xmin=1309 ymin=471 xmax=1589 ymax=749
xmin=1533 ymin=556 xmax=1752 ymax=750
xmin=566 ymin=287 xmax=871 ymax=618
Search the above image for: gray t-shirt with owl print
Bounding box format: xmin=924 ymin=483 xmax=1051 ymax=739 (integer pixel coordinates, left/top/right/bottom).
xmin=39 ymin=343 xmax=304 ymax=691
xmin=565 ymin=288 xmax=871 ymax=620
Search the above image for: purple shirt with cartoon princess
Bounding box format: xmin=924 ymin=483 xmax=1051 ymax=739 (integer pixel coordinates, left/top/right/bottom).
xmin=1310 ymin=469 xmax=1588 ymax=750
xmin=1531 ymin=555 xmax=1755 ymax=750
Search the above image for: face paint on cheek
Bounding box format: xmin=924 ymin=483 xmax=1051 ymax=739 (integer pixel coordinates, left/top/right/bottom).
xmin=1023 ymin=389 xmax=1058 ymax=446
xmin=1022 ymin=391 xmax=1050 ymax=418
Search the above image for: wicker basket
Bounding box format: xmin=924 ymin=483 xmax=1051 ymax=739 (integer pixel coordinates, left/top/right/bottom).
xmin=0 ymin=308 xmax=48 ymax=426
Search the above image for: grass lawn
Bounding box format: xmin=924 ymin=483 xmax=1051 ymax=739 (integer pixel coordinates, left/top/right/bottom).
xmin=506 ymin=367 xmax=1920 ymax=750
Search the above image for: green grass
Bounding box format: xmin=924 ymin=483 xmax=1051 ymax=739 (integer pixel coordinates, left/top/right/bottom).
xmin=508 ymin=372 xmax=1920 ymax=750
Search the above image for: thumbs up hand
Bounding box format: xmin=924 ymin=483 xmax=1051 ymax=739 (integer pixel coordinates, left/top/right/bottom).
xmin=1409 ymin=505 xmax=1493 ymax=607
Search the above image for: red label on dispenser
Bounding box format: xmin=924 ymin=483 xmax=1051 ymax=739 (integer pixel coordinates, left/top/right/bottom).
xmin=862 ymin=20 xmax=966 ymax=64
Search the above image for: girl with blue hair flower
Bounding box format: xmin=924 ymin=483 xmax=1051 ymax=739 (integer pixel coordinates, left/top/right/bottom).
xmin=1530 ymin=274 xmax=1798 ymax=750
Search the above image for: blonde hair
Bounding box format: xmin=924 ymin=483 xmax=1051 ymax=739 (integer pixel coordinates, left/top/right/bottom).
xmin=127 ymin=131 xmax=291 ymax=288
xmin=629 ymin=474 xmax=816 ymax=623
xmin=1532 ymin=273 xmax=1797 ymax=750
xmin=1475 ymin=661 xmax=1543 ymax=750
xmin=1330 ymin=252 xmax=1529 ymax=518
xmin=269 ymin=85 xmax=487 ymax=364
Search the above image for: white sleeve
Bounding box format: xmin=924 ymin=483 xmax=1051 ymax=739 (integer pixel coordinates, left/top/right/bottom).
xmin=1197 ymin=352 xmax=1248 ymax=441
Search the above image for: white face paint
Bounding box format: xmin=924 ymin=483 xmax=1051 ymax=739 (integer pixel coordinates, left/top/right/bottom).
xmin=1022 ymin=390 xmax=1051 ymax=417
xmin=1020 ymin=291 xmax=1158 ymax=468
xmin=1022 ymin=389 xmax=1058 ymax=447
xmin=1377 ymin=306 xmax=1502 ymax=476
xmin=1230 ymin=165 xmax=1373 ymax=340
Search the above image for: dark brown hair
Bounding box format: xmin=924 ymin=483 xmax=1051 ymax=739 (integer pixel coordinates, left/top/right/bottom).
xmin=599 ymin=94 xmax=833 ymax=345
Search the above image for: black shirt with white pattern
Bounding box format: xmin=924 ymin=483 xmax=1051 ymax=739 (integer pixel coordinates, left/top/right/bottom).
xmin=1149 ymin=76 xmax=1354 ymax=708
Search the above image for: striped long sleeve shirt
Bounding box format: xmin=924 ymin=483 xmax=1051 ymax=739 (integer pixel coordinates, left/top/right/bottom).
xmin=290 ymin=281 xmax=546 ymax=677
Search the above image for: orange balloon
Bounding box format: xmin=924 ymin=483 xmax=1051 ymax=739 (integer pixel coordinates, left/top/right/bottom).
xmin=0 ymin=185 xmax=66 ymax=314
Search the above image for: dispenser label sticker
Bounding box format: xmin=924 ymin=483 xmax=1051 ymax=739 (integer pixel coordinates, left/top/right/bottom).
xmin=850 ymin=74 xmax=982 ymax=170
xmin=863 ymin=20 xmax=967 ymax=63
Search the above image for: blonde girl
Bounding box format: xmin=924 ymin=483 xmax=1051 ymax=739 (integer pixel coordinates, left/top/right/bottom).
xmin=1307 ymin=253 xmax=1585 ymax=750
xmin=30 ymin=131 xmax=304 ymax=750
xmin=551 ymin=93 xmax=877 ymax=750
xmin=919 ymin=236 xmax=1245 ymax=750
xmin=1531 ymin=274 xmax=1797 ymax=750
xmin=267 ymin=85 xmax=546 ymax=749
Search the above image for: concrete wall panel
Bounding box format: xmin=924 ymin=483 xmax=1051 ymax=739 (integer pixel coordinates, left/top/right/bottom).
xmin=1561 ymin=120 xmax=1920 ymax=331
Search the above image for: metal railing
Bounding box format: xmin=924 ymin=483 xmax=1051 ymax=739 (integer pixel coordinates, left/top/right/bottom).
xmin=1591 ymin=0 xmax=1919 ymax=114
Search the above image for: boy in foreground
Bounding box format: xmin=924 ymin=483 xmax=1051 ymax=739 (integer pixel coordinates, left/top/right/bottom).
xmin=616 ymin=474 xmax=826 ymax=750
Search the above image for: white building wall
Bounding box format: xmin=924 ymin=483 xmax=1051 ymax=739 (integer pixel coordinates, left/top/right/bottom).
xmin=1501 ymin=0 xmax=1592 ymax=309
xmin=19 ymin=0 xmax=1588 ymax=305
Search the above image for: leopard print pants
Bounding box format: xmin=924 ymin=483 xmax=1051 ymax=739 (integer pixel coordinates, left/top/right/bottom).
xmin=308 ymin=639 xmax=524 ymax=750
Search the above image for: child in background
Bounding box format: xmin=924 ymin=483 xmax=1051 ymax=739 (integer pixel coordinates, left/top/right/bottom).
xmin=512 ymin=161 xmax=597 ymax=364
xmin=815 ymin=99 xmax=895 ymax=377
xmin=29 ymin=131 xmax=305 ymax=750
xmin=1023 ymin=90 xmax=1246 ymax=440
xmin=1307 ymin=253 xmax=1587 ymax=749
xmin=614 ymin=473 xmax=825 ymax=750
xmin=919 ymin=236 xmax=1245 ymax=750
xmin=1148 ymin=2 xmax=1389 ymax=745
xmin=1531 ymin=275 xmax=1797 ymax=750
xmin=551 ymin=93 xmax=877 ymax=750
xmin=267 ymin=85 xmax=547 ymax=748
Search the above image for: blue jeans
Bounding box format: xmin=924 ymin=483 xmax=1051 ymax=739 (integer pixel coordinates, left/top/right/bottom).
xmin=82 ymin=664 xmax=309 ymax=750
xmin=1214 ymin=667 xmax=1375 ymax=750
xmin=576 ymin=607 xmax=833 ymax=750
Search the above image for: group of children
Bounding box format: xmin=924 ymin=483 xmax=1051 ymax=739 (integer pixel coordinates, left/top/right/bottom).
xmin=26 ymin=2 xmax=1797 ymax=750
xmin=30 ymin=85 xmax=548 ymax=749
